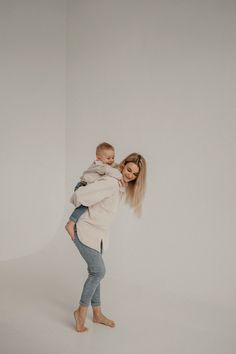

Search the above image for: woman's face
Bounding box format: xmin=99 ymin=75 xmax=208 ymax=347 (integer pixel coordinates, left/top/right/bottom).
xmin=122 ymin=162 xmax=139 ymax=183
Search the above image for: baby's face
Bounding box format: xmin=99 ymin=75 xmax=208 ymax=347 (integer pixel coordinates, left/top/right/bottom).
xmin=97 ymin=149 xmax=115 ymax=165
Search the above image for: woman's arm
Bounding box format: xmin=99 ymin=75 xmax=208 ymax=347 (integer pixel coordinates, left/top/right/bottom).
xmin=70 ymin=177 xmax=118 ymax=208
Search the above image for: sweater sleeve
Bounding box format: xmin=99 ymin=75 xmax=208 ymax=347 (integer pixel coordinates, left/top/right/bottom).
xmin=104 ymin=165 xmax=122 ymax=180
xmin=70 ymin=177 xmax=118 ymax=207
xmin=83 ymin=163 xmax=107 ymax=176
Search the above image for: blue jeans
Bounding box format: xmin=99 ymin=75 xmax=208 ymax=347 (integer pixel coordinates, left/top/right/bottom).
xmin=69 ymin=181 xmax=87 ymax=223
xmin=73 ymin=231 xmax=105 ymax=307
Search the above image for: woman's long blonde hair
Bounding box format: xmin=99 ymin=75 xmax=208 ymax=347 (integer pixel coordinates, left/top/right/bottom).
xmin=119 ymin=153 xmax=147 ymax=217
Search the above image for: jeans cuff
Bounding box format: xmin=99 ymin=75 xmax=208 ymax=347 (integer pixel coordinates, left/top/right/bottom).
xmin=91 ymin=303 xmax=101 ymax=307
xmin=79 ymin=300 xmax=89 ymax=307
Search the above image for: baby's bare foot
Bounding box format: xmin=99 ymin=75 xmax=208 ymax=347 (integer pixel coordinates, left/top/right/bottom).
xmin=65 ymin=221 xmax=75 ymax=240
xmin=93 ymin=313 xmax=115 ymax=327
xmin=74 ymin=310 xmax=88 ymax=333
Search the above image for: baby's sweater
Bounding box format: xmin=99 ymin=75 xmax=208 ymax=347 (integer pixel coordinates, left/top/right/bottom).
xmin=80 ymin=160 xmax=122 ymax=183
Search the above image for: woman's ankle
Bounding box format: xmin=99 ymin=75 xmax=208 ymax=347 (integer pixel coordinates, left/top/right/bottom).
xmin=78 ymin=305 xmax=88 ymax=315
xmin=92 ymin=306 xmax=102 ymax=315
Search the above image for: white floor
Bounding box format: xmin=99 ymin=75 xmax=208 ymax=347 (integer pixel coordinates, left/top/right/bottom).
xmin=1 ymin=232 xmax=235 ymax=354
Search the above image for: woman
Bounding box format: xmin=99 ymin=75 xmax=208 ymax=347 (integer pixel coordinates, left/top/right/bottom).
xmin=70 ymin=153 xmax=146 ymax=332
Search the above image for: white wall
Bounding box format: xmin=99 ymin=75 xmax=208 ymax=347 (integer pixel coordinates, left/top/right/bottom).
xmin=1 ymin=0 xmax=235 ymax=309
xmin=0 ymin=0 xmax=66 ymax=260
xmin=66 ymin=0 xmax=236 ymax=307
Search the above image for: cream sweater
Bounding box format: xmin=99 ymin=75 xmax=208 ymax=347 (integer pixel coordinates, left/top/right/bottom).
xmin=70 ymin=176 xmax=125 ymax=252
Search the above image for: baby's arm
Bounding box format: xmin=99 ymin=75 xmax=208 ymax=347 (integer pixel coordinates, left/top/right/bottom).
xmin=81 ymin=162 xmax=106 ymax=183
xmin=82 ymin=162 xmax=122 ymax=183
xmin=86 ymin=162 xmax=122 ymax=179
xmin=103 ymin=165 xmax=122 ymax=180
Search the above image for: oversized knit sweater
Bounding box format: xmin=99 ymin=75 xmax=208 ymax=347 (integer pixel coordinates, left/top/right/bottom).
xmin=70 ymin=176 xmax=125 ymax=252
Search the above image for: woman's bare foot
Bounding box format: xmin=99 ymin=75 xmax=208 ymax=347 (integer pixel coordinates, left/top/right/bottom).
xmin=93 ymin=313 xmax=115 ymax=327
xmin=74 ymin=306 xmax=88 ymax=333
xmin=65 ymin=221 xmax=75 ymax=240
xmin=92 ymin=306 xmax=115 ymax=327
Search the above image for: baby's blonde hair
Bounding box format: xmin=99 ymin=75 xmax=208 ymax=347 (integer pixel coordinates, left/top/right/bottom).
xmin=96 ymin=142 xmax=114 ymax=156
xmin=119 ymin=153 xmax=147 ymax=217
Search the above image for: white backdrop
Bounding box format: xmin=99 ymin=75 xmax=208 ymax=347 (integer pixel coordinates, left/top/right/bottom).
xmin=0 ymin=0 xmax=235 ymax=322
xmin=0 ymin=0 xmax=66 ymax=259
xmin=66 ymin=0 xmax=236 ymax=309
xmin=1 ymin=1 xmax=236 ymax=353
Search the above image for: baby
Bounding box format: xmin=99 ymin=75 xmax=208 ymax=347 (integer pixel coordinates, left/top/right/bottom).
xmin=65 ymin=142 xmax=122 ymax=240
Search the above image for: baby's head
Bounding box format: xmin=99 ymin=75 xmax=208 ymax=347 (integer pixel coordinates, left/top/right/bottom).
xmin=96 ymin=142 xmax=115 ymax=165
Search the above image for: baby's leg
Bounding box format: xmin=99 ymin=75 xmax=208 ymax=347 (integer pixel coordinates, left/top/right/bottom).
xmin=65 ymin=220 xmax=76 ymax=240
xmin=65 ymin=205 xmax=87 ymax=240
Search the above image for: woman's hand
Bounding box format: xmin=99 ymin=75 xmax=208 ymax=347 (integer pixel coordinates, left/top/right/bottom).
xmin=119 ymin=178 xmax=128 ymax=188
